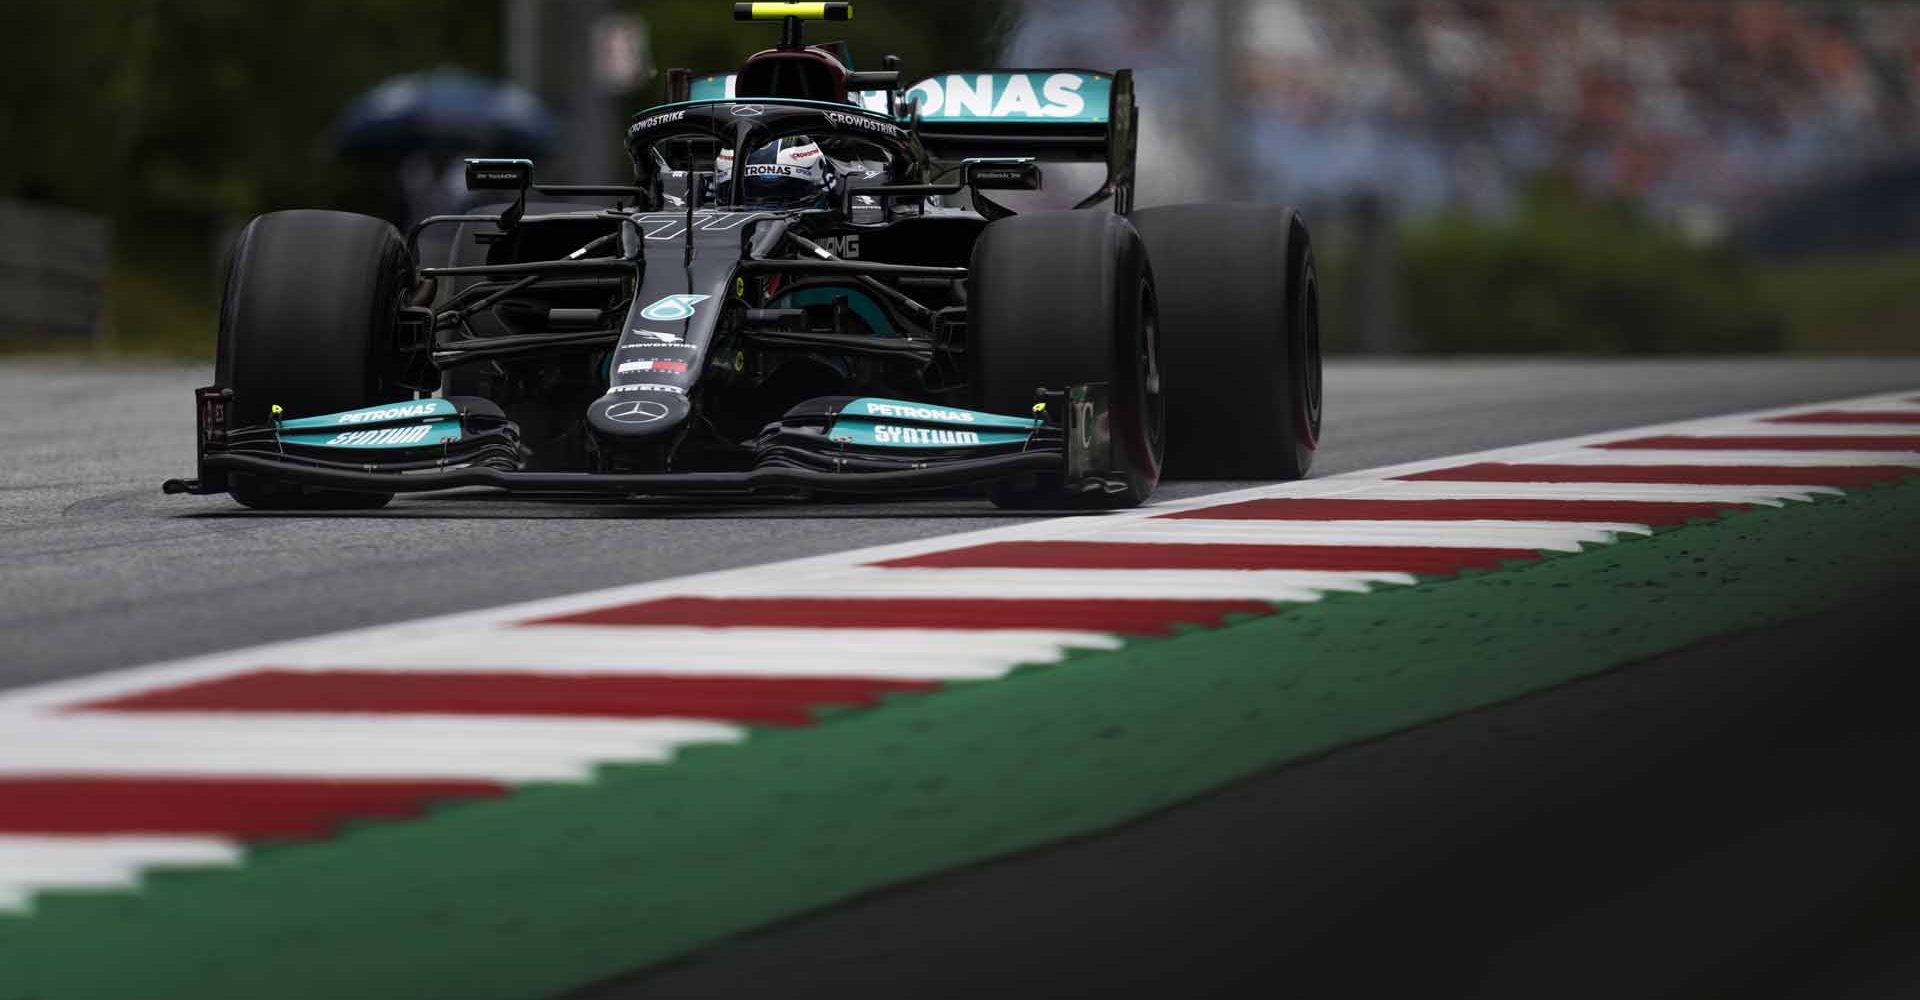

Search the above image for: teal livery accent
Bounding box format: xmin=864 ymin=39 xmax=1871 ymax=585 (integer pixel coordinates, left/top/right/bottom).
xmin=829 ymin=422 xmax=1032 ymax=449
xmin=906 ymin=72 xmax=1110 ymax=124
xmin=275 ymin=399 xmax=457 ymax=431
xmin=839 ymin=398 xmax=1040 ymax=431
xmin=274 ymin=398 xmax=462 ymax=450
xmin=769 ymin=286 xmax=895 ymax=336
xmin=280 ymin=422 xmax=465 ymax=450
xmin=830 ymin=397 xmax=1039 ymax=449
xmin=686 ymin=75 xmax=731 ymax=102
xmin=674 ymin=72 xmax=1110 ymax=123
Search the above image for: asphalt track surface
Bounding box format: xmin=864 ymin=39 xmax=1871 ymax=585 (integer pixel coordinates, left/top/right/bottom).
xmin=6 ymin=356 xmax=1920 ymax=694
xmin=5 ymin=356 xmax=1920 ymax=998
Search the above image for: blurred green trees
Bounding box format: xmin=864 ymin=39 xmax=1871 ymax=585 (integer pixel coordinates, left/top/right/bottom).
xmin=1 ymin=0 xmax=498 ymax=235
xmin=0 ymin=0 xmax=1006 ymax=352
xmin=1397 ymin=178 xmax=1787 ymax=353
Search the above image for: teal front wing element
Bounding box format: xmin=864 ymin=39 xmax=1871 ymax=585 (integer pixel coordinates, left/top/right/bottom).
xmin=275 ymin=399 xmax=458 ymax=432
xmin=840 ymin=398 xmax=1040 ymax=432
xmin=280 ymin=422 xmax=465 ymax=450
xmin=830 ymin=397 xmax=1039 ymax=449
xmin=829 ymin=421 xmax=1033 ymax=449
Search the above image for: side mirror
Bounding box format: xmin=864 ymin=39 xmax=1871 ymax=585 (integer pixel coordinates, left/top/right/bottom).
xmin=464 ymin=159 xmax=533 ymax=231
xmin=465 ymin=158 xmax=533 ymax=193
xmin=967 ymin=159 xmax=1042 ymax=192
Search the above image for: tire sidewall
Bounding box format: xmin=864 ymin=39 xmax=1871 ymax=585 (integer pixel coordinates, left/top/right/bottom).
xmin=969 ymin=211 xmax=1164 ymax=509
xmin=218 ymin=210 xmax=412 ymax=510
xmin=1129 ymin=203 xmax=1321 ymax=480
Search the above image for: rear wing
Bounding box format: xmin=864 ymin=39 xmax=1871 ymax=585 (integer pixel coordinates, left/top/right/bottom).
xmin=683 ymin=68 xmax=1138 ymax=211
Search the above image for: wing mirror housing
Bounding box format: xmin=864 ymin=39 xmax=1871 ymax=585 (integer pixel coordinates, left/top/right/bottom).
xmin=965 ymin=158 xmax=1042 ymax=191
xmin=465 ymin=158 xmax=534 ymax=193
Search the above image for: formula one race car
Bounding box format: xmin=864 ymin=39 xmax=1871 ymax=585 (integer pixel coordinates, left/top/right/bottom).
xmin=165 ymin=1 xmax=1322 ymax=511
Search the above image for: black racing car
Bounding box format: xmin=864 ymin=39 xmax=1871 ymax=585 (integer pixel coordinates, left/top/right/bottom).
xmin=166 ymin=1 xmax=1322 ymax=511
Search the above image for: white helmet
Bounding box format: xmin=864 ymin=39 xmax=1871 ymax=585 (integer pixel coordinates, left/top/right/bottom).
xmin=715 ymin=136 xmax=834 ymax=209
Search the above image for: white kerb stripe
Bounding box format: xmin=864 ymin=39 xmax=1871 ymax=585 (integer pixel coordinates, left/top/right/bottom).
xmin=1687 ymin=421 xmax=1920 ymax=437
xmin=0 ymin=835 xmax=243 ymax=913
xmin=740 ymin=568 xmax=1409 ymax=602
xmin=0 ymin=716 xmax=745 ymax=781
xmin=1326 ymin=481 xmax=1826 ymax=503
xmin=1092 ymin=521 xmax=1638 ymax=553
xmin=258 ymin=627 xmax=1122 ymax=681
xmin=1519 ymin=448 xmax=1920 ymax=467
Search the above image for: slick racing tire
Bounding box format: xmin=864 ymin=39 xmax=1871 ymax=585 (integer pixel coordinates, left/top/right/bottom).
xmin=970 ymin=210 xmax=1164 ymax=509
xmin=1128 ymin=203 xmax=1322 ymax=479
xmin=217 ymin=210 xmax=414 ymax=510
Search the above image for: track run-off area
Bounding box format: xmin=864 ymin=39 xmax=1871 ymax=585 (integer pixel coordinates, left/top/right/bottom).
xmin=1 ymin=359 xmax=1918 ymax=997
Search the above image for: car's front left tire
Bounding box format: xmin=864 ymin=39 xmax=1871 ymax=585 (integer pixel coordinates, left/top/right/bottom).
xmin=1129 ymin=203 xmax=1322 ymax=480
xmin=968 ymin=210 xmax=1164 ymax=509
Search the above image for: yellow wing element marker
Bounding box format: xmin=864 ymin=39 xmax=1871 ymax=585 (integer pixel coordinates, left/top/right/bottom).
xmin=270 ymin=405 xmax=284 ymax=419
xmin=734 ymin=2 xmax=851 ymax=22
xmin=1031 ymin=402 xmax=1047 ymax=416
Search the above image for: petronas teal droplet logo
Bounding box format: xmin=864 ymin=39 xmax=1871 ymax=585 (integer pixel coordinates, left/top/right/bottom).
xmin=639 ymin=294 xmax=711 ymax=322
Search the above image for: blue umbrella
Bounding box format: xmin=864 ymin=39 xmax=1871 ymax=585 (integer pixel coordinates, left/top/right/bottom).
xmin=331 ymin=68 xmax=557 ymax=157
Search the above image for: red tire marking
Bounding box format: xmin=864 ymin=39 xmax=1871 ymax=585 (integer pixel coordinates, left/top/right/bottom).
xmin=1596 ymin=435 xmax=1920 ymax=452
xmin=73 ymin=670 xmax=939 ymax=727
xmin=0 ymin=776 xmax=505 ymax=839
xmin=526 ymin=597 xmax=1275 ymax=636
xmin=1766 ymin=411 xmax=1920 ymax=426
xmin=1399 ymin=464 xmax=1916 ymax=488
xmin=871 ymin=541 xmax=1539 ymax=575
xmin=1157 ymin=498 xmax=1750 ymax=526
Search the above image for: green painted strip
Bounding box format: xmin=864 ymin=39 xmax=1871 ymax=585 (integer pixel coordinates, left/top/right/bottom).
xmin=4 ymin=482 xmax=1917 ymax=999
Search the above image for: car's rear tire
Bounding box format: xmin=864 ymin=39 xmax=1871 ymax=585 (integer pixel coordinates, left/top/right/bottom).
xmin=1128 ymin=203 xmax=1322 ymax=479
xmin=217 ymin=210 xmax=414 ymax=510
xmin=969 ymin=211 xmax=1164 ymax=509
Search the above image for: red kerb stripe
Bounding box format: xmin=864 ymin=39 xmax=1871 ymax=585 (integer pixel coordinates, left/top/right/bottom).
xmin=1597 ymin=435 xmax=1920 ymax=452
xmin=871 ymin=541 xmax=1539 ymax=575
xmin=526 ymin=597 xmax=1274 ymax=635
xmin=1157 ymin=498 xmax=1749 ymax=526
xmin=1399 ymin=464 xmax=1915 ymax=488
xmin=1766 ymin=411 xmax=1920 ymax=426
xmin=0 ymin=776 xmax=506 ymax=839
xmin=74 ymin=670 xmax=939 ymax=726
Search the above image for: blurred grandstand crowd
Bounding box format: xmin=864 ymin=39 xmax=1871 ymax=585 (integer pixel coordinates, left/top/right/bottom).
xmin=1011 ymin=1 xmax=1920 ymax=242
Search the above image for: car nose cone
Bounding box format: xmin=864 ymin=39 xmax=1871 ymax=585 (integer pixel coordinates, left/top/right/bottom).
xmin=589 ymin=391 xmax=691 ymax=439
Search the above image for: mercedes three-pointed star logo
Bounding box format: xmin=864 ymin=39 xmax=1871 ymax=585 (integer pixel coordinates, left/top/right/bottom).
xmin=604 ymin=399 xmax=671 ymax=424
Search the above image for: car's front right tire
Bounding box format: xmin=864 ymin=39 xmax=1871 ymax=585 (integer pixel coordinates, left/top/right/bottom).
xmin=217 ymin=210 xmax=414 ymax=510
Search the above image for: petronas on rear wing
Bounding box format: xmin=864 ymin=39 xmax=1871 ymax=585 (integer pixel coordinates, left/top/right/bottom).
xmin=905 ymin=69 xmax=1136 ymax=211
xmin=687 ymin=68 xmax=1137 ymax=211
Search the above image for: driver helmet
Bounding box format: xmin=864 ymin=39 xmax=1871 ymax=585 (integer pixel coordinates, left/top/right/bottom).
xmin=715 ymin=135 xmax=834 ymax=209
